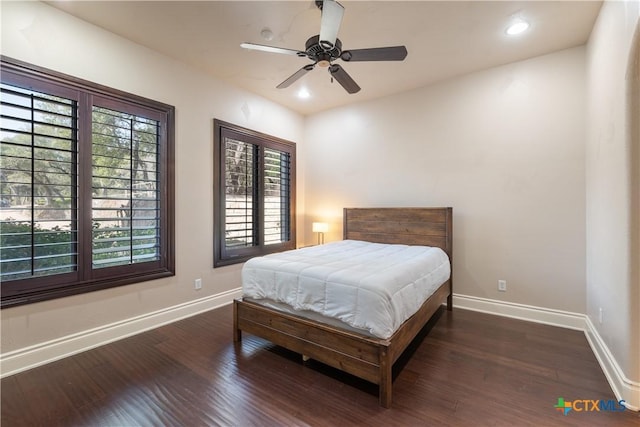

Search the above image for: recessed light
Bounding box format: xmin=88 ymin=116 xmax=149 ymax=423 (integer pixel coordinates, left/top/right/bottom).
xmin=297 ymin=88 xmax=310 ymax=99
xmin=506 ymin=20 xmax=530 ymax=36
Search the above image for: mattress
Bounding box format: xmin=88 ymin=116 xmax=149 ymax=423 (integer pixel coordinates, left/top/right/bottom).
xmin=241 ymin=239 xmax=451 ymax=339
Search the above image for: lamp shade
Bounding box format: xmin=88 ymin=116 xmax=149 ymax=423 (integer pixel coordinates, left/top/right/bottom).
xmin=312 ymin=222 xmax=329 ymax=233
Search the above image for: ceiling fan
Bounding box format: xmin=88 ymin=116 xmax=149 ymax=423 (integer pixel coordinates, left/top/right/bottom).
xmin=240 ymin=0 xmax=408 ymax=94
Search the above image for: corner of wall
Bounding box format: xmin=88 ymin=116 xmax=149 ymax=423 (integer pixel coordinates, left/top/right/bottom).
xmin=585 ymin=316 xmax=640 ymax=411
xmin=585 ymin=0 xmax=640 ymax=410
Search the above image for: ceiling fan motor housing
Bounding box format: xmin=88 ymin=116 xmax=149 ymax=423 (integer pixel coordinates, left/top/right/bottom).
xmin=305 ymin=35 xmax=342 ymax=66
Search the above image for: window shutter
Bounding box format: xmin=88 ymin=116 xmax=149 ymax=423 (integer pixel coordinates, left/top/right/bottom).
xmin=1 ymin=57 xmax=175 ymax=307
xmin=91 ymin=106 xmax=161 ymax=269
xmin=263 ymin=147 xmax=290 ymax=245
xmin=224 ymin=137 xmax=256 ymax=249
xmin=214 ymin=119 xmax=295 ymax=266
xmin=0 ymin=83 xmax=78 ymax=281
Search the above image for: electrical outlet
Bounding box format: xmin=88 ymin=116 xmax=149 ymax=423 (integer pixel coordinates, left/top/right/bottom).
xmin=498 ymin=280 xmax=507 ymax=292
xmin=599 ymin=307 xmax=603 ymax=324
xmin=194 ymin=278 xmax=202 ymax=290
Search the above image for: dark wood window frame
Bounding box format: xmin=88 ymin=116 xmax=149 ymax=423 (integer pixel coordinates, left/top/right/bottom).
xmin=0 ymin=56 xmax=175 ymax=308
xmin=213 ymin=119 xmax=296 ymax=267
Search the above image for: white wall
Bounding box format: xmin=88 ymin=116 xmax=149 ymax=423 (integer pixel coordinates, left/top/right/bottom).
xmin=304 ymin=47 xmax=587 ymax=314
xmin=586 ymin=0 xmax=640 ymax=404
xmin=0 ymin=1 xmax=305 ymax=354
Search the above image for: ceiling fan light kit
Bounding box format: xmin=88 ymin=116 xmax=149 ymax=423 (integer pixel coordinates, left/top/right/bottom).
xmin=241 ymin=0 xmax=408 ymax=94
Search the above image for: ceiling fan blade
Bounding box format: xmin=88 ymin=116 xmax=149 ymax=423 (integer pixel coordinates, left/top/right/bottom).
xmin=341 ymin=46 xmax=408 ymax=62
xmin=277 ymin=64 xmax=315 ymax=89
xmin=241 ymin=42 xmax=307 ymax=57
xmin=319 ymin=0 xmax=344 ymax=49
xmin=328 ymin=64 xmax=360 ymax=94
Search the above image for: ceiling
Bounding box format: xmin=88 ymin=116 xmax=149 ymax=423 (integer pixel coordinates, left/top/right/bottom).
xmin=47 ymin=1 xmax=602 ymax=115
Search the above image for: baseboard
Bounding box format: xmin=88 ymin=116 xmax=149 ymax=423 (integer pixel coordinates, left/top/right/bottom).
xmin=452 ymin=293 xmax=639 ymax=411
xmin=452 ymin=293 xmax=586 ymax=330
xmin=0 ymin=287 xmax=243 ymax=378
xmin=584 ymin=316 xmax=640 ymax=411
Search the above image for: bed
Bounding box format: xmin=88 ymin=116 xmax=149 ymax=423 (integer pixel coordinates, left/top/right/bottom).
xmin=233 ymin=207 xmax=453 ymax=407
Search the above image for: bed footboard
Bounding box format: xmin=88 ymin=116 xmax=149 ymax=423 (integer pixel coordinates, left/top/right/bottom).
xmin=233 ymin=280 xmax=450 ymax=407
xmin=234 ymin=298 xmax=390 ymax=388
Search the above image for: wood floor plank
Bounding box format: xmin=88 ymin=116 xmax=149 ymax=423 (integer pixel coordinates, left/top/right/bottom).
xmin=2 ymin=305 xmax=638 ymax=426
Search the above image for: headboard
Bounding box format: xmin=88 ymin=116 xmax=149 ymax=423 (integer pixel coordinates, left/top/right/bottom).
xmin=343 ymin=207 xmax=453 ymax=261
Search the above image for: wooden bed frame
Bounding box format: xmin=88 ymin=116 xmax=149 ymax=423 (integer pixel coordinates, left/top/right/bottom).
xmin=233 ymin=207 xmax=453 ymax=407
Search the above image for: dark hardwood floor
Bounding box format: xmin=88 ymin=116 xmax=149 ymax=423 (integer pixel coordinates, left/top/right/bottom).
xmin=2 ymin=305 xmax=638 ymax=426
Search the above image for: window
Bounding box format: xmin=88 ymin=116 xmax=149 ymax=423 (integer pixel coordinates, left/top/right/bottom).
xmin=0 ymin=57 xmax=175 ymax=307
xmin=213 ymin=119 xmax=295 ymax=266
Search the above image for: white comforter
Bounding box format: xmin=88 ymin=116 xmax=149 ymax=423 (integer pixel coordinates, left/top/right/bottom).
xmin=241 ymin=240 xmax=451 ymax=339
